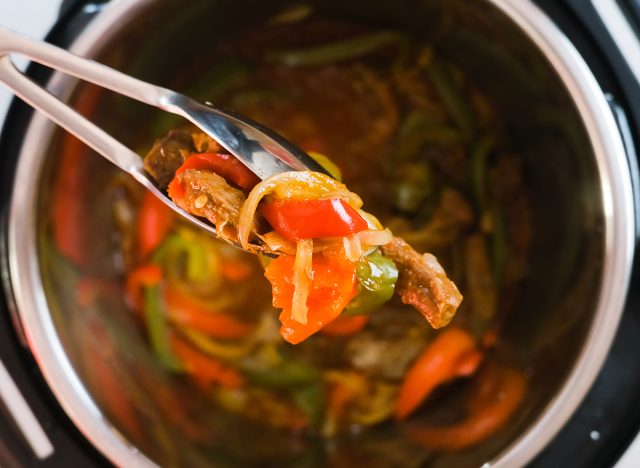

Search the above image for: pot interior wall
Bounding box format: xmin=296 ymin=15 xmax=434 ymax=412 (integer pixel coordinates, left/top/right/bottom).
xmin=35 ymin=0 xmax=603 ymax=466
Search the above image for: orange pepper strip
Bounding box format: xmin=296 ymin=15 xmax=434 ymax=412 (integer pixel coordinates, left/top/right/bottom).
xmin=394 ymin=327 xmax=482 ymax=420
xmin=404 ymin=364 xmax=526 ymax=451
xmin=138 ymin=190 xmax=174 ymax=259
xmin=125 ymin=264 xmax=163 ymax=311
xmin=264 ymin=253 xmax=357 ymax=344
xmin=455 ymin=349 xmax=485 ymax=377
xmin=164 ymin=286 xmax=253 ymax=339
xmin=321 ymin=315 xmax=369 ymax=336
xmin=170 ymin=334 xmax=245 ymax=389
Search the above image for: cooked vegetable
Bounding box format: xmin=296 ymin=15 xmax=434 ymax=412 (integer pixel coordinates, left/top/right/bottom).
xmin=321 ymin=314 xmax=369 ymax=336
xmin=426 ymin=59 xmax=476 ymax=140
xmin=291 ymin=238 xmax=313 ymax=324
xmin=394 ymin=328 xmax=481 ymax=420
xmin=268 ymin=31 xmax=407 ymax=67
xmin=164 ymin=286 xmax=253 ymax=339
xmin=125 ymin=264 xmax=163 ymax=311
xmin=323 ymin=371 xmax=367 ymax=437
xmin=470 ymin=134 xmax=495 ymax=210
xmin=261 ymin=198 xmax=369 ymax=241
xmin=405 ymin=364 xmax=526 ymax=450
xmin=81 ymin=322 xmax=144 ymax=442
xmin=396 ymin=111 xmax=462 ymax=162
xmin=92 ymin=20 xmax=534 ymax=462
xmin=238 ymin=171 xmax=363 ymax=248
xmin=244 ymin=359 xmax=320 ymax=388
xmin=152 ymin=230 xmax=215 ymax=284
xmin=265 ymin=253 xmax=357 ymax=344
xmin=138 ymin=190 xmax=174 ymax=259
xmin=170 ymin=334 xmax=245 ymax=389
xmin=144 ymin=285 xmax=181 ymax=370
xmin=346 ymin=253 xmax=398 ymax=316
xmin=393 ymin=163 xmax=435 ymax=213
xmin=75 ymin=278 xmax=119 ymax=308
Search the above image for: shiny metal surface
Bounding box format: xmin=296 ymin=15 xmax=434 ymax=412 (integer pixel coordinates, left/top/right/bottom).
xmin=4 ymin=0 xmax=636 ymax=467
xmin=7 ymin=1 xmax=158 ymax=466
xmin=0 ymin=26 xmax=326 ymax=249
xmin=486 ymin=0 xmax=635 ymax=466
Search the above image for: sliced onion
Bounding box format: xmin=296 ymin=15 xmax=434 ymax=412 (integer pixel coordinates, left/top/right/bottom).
xmin=343 ymin=235 xmax=363 ymax=262
xmin=358 ymin=209 xmax=384 ymax=230
xmin=259 ymin=231 xmax=348 ymax=255
xmin=258 ymin=231 xmax=297 ymax=255
xmin=238 ymin=171 xmax=362 ymax=248
xmin=291 ymin=238 xmax=313 ymax=324
xmin=313 ymin=238 xmax=347 ymax=252
xmin=357 ymin=228 xmax=393 ymax=246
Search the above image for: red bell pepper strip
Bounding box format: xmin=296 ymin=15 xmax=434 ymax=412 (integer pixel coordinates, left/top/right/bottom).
xmin=82 ymin=320 xmax=143 ymax=442
xmin=404 ymin=364 xmax=526 ymax=451
xmin=394 ymin=327 xmax=482 ymax=420
xmin=261 ymin=198 xmax=369 ymax=241
xmin=138 ymin=190 xmax=174 ymax=259
xmin=264 ymin=252 xmax=357 ymax=344
xmin=164 ymin=286 xmax=253 ymax=339
xmin=170 ymin=334 xmax=245 ymax=389
xmin=51 ymin=85 xmax=102 ymax=267
xmin=220 ymin=259 xmax=254 ymax=281
xmin=125 ymin=264 xmax=163 ymax=311
xmin=321 ymin=314 xmax=369 ymax=336
xmin=75 ymin=278 xmax=120 ymax=307
xmin=167 ymin=152 xmax=259 ymax=199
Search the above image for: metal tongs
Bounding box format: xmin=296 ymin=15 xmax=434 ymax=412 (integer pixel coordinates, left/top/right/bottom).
xmin=0 ymin=27 xmax=328 ymax=247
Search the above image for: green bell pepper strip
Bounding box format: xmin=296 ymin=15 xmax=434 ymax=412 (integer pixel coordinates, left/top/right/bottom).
xmin=393 ymin=162 xmax=434 ymax=213
xmin=469 ymin=134 xmax=496 ymax=211
xmin=292 ymin=382 xmax=326 ymax=427
xmin=426 ymin=59 xmax=476 ymax=140
xmin=346 ymin=253 xmax=398 ymax=316
xmin=152 ymin=232 xmax=210 ymax=283
xmin=243 ymin=359 xmax=320 ymax=388
xmin=396 ymin=110 xmax=463 ymax=163
xmin=491 ymin=203 xmax=508 ymax=290
xmin=143 ymin=285 xmax=182 ymax=370
xmin=243 ymin=357 xmax=325 ymax=425
xmin=268 ymin=31 xmax=408 ymax=67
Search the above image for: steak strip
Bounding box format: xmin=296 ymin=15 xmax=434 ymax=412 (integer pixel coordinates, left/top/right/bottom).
xmin=381 ymin=237 xmax=462 ymax=328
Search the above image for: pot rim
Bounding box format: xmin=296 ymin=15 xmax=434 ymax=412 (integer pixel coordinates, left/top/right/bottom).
xmin=5 ymin=0 xmax=635 ymax=467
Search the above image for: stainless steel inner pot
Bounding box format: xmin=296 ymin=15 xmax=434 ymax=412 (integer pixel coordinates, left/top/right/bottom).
xmin=4 ymin=0 xmax=636 ymax=466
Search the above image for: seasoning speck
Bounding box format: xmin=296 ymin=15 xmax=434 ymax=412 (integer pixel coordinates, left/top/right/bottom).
xmin=194 ymin=194 xmax=209 ymax=209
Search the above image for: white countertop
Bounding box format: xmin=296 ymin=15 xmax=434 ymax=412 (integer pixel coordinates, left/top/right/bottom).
xmin=0 ymin=0 xmax=61 ymax=124
xmin=0 ymin=1 xmax=638 ymax=467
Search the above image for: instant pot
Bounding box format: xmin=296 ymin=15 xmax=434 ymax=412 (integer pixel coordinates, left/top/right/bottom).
xmin=1 ymin=0 xmax=639 ymax=466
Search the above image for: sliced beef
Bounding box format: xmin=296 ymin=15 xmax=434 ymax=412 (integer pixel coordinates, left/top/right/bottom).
xmin=143 ymin=128 xmax=195 ymax=187
xmin=381 ymin=237 xmax=462 ymax=328
xmin=172 ymin=169 xmax=246 ymax=242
